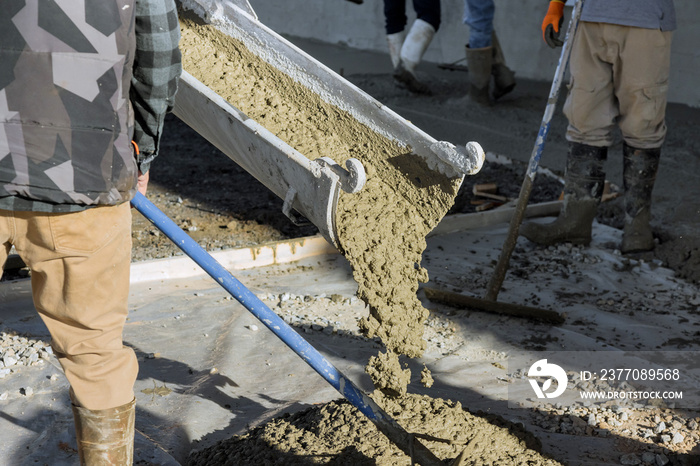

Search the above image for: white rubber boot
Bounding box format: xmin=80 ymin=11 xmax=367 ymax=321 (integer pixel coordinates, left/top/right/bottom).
xmin=394 ymin=19 xmax=435 ymax=94
xmin=386 ymin=31 xmax=405 ymax=70
xmin=400 ymin=19 xmax=435 ymax=74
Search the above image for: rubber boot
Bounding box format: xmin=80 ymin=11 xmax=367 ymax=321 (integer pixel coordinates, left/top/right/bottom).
xmin=386 ymin=31 xmax=405 ymax=70
xmin=490 ymin=32 xmax=516 ymax=100
xmin=520 ymin=142 xmax=607 ymax=246
xmin=394 ymin=19 xmax=434 ymax=94
xmin=465 ymin=45 xmax=493 ymax=106
xmin=72 ymin=398 xmax=136 ymax=465
xmin=621 ymin=143 xmax=660 ymax=253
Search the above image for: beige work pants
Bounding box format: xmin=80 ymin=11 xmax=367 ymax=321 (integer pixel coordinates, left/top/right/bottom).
xmin=0 ymin=203 xmax=138 ymax=410
xmin=564 ymin=22 xmax=673 ymax=149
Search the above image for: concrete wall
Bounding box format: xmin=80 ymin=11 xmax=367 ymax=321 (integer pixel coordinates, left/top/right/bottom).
xmin=248 ymin=0 xmax=700 ymax=107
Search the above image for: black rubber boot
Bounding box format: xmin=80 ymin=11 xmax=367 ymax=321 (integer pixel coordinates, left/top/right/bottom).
xmin=393 ymin=62 xmax=431 ymax=94
xmin=621 ymin=143 xmax=660 ymax=253
xmin=491 ymin=32 xmax=516 ymax=100
xmin=520 ymin=142 xmax=607 ymax=246
xmin=465 ymin=45 xmax=492 ymax=106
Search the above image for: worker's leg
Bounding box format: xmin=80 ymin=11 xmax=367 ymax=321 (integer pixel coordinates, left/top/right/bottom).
xmin=490 ymin=31 xmax=516 ymax=100
xmin=11 ymin=203 xmax=137 ymax=408
xmin=612 ymin=26 xmax=672 ymax=253
xmin=463 ymin=1 xmax=513 ymax=103
xmin=520 ymin=142 xmax=607 ymax=246
xmin=562 ymin=22 xmax=618 ymax=147
xmin=614 ymin=26 xmax=672 ymax=150
xmin=396 ymin=0 xmax=438 ymax=94
xmin=0 ymin=211 xmax=12 ymax=279
xmin=465 ymin=43 xmax=493 ymax=105
xmin=383 ymin=0 xmax=408 ymax=34
xmin=463 ymin=0 xmax=495 ymax=105
xmin=384 ymin=0 xmax=408 ymax=71
xmin=521 ymin=23 xmax=613 ymax=246
xmin=12 ymin=203 xmax=137 ymax=464
xmin=385 ymin=0 xmax=406 ymax=69
xmin=621 ymin=144 xmax=660 ymax=252
xmin=72 ymin=398 xmax=136 ymax=465
xmin=412 ymin=0 xmax=440 ymax=32
xmin=463 ymin=0 xmax=494 ymax=48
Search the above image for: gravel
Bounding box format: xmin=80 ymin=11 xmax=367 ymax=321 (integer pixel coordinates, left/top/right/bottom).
xmin=0 ymin=332 xmax=53 ymax=378
xmin=0 ymin=331 xmax=55 ymax=401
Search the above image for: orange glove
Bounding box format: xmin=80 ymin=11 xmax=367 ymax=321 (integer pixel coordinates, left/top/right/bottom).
xmin=542 ymin=0 xmax=565 ymax=48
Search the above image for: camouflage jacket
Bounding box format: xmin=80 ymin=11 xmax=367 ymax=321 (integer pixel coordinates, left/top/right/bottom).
xmin=0 ymin=0 xmax=181 ymax=212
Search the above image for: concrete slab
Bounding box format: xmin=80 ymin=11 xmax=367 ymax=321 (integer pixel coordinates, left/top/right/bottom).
xmin=2 ymin=217 xmax=698 ymax=465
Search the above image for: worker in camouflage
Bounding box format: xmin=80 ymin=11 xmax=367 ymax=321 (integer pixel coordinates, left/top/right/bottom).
xmin=0 ymin=0 xmax=181 ymax=463
xmin=1 ymin=0 xmax=137 ymax=209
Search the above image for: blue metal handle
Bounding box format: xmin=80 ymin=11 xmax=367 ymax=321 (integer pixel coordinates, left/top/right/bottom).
xmin=130 ymin=192 xmax=442 ymax=465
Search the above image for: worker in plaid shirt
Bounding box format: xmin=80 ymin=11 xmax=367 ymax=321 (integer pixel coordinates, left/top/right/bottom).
xmin=0 ymin=0 xmax=181 ymax=462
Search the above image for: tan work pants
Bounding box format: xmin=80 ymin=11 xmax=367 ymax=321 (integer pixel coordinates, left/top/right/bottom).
xmin=0 ymin=203 xmax=138 ymax=410
xmin=564 ymin=22 xmax=673 ymax=149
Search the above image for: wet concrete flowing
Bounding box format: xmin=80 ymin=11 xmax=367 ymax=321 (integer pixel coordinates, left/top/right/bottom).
xmin=178 ymin=12 xmax=458 ymax=385
xmin=178 ymin=11 xmax=562 ymax=465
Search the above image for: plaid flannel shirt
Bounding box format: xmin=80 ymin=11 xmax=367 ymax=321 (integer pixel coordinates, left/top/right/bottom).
xmin=131 ymin=0 xmax=182 ymax=175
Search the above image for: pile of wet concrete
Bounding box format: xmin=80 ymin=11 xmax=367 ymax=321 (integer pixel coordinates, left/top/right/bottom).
xmin=188 ymin=394 xmax=562 ymax=465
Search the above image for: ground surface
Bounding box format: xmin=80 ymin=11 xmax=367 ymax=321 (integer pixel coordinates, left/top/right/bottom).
xmin=123 ymin=29 xmax=700 ymax=465
xmin=136 ymin=48 xmax=700 ymax=286
xmin=4 ymin=25 xmax=697 ymax=466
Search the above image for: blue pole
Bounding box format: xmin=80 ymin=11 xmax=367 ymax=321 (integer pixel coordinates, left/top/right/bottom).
xmin=130 ymin=192 xmax=441 ymax=465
